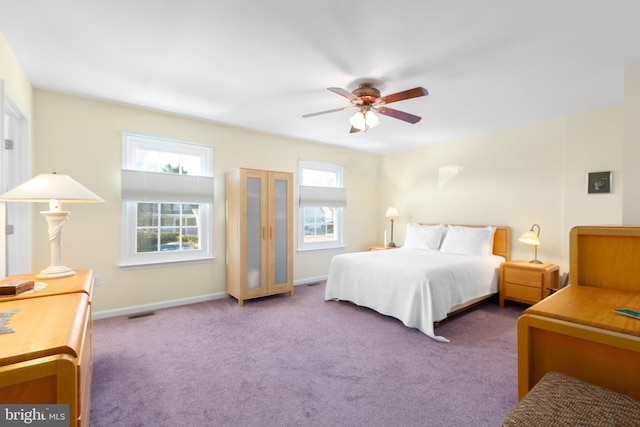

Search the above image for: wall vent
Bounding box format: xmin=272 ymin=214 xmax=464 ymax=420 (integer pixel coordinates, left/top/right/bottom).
xmin=127 ymin=311 xmax=156 ymax=319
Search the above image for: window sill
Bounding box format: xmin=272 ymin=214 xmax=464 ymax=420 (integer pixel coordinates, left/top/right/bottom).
xmin=297 ymin=245 xmax=345 ymax=253
xmin=119 ymin=256 xmax=215 ymax=270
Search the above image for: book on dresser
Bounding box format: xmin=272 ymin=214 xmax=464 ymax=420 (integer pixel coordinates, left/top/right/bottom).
xmin=0 ymin=280 xmax=34 ymax=296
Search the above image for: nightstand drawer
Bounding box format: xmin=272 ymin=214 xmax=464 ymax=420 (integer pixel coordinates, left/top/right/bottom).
xmin=504 ymin=268 xmax=542 ymax=288
xmin=504 ymin=283 xmax=542 ymax=302
xmin=500 ymin=261 xmax=559 ymax=307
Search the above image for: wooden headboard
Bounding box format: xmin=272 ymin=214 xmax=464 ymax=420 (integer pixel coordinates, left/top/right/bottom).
xmin=419 ymin=224 xmax=511 ymax=260
xmin=492 ymin=226 xmax=511 ymax=260
xmin=570 ymin=225 xmax=640 ymax=291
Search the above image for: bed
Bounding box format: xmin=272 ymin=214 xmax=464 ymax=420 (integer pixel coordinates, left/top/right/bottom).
xmin=325 ymin=224 xmax=511 ymax=342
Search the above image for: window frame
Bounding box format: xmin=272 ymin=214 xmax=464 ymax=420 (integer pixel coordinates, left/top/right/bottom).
xmin=120 ymin=132 xmax=214 ymax=267
xmin=297 ymin=159 xmax=345 ymax=252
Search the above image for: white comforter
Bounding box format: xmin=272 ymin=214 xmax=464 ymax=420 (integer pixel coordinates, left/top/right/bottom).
xmin=324 ymin=248 xmax=504 ymax=342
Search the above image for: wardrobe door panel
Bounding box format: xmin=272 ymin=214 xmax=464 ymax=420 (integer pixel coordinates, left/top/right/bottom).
xmin=246 ymin=176 xmax=263 ymax=290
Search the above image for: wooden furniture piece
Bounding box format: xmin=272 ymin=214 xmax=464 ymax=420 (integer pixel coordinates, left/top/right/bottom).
xmin=517 ymin=226 xmax=640 ymax=400
xmin=226 ymin=167 xmax=293 ymax=306
xmin=499 ymin=261 xmax=559 ymax=307
xmin=367 ymin=245 xmax=401 ymax=251
xmin=0 ymin=290 xmax=93 ymax=426
xmin=0 ymin=270 xmax=93 ymax=426
xmin=0 ymin=269 xmax=94 ymax=302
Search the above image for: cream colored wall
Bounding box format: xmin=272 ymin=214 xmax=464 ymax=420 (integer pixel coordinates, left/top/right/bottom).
xmin=0 ymin=33 xmax=33 ymax=279
xmin=0 ymin=33 xmax=33 ymax=114
xmin=563 ymin=106 xmax=623 ymax=258
xmin=379 ymin=106 xmax=624 ymax=275
xmin=32 ymin=89 xmax=379 ymax=314
xmin=623 ymin=61 xmax=640 ymax=223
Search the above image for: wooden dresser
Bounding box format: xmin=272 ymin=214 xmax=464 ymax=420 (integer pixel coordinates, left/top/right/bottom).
xmin=0 ymin=270 xmax=94 ymax=427
xmin=517 ymin=227 xmax=640 ymax=400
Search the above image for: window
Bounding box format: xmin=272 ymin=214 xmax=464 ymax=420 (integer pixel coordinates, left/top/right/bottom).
xmin=120 ymin=132 xmax=214 ymax=266
xmin=298 ymin=160 xmax=346 ymax=251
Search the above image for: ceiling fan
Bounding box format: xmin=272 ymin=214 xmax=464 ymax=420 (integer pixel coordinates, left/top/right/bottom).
xmin=302 ymin=83 xmax=428 ymax=133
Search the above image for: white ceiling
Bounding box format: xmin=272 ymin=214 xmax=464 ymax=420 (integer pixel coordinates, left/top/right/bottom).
xmin=2 ymin=1 xmax=640 ymax=153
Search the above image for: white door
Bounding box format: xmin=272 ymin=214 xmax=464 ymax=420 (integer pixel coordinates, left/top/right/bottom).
xmin=0 ymin=79 xmax=32 ymax=278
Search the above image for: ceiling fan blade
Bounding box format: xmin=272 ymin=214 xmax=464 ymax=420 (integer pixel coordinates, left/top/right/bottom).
xmin=376 ymin=107 xmax=422 ymax=124
xmin=302 ymin=106 xmax=355 ymax=118
xmin=328 ymin=87 xmax=361 ymax=103
xmin=379 ymin=87 xmax=428 ymax=104
xmin=349 ymin=126 xmax=360 ymax=134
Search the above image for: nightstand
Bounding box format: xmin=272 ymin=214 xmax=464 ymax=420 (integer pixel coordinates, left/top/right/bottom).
xmin=368 ymin=245 xmax=401 ymax=251
xmin=499 ymin=261 xmax=560 ymax=307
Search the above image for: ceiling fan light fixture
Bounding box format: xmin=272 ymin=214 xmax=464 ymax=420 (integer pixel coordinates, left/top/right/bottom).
xmin=350 ymin=109 xmax=380 ymax=131
xmin=303 ymin=84 xmax=428 ymax=133
xmin=365 ymin=110 xmax=380 ymax=127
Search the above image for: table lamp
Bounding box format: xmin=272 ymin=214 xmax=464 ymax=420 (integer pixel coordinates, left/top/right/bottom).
xmin=385 ymin=206 xmax=399 ymax=247
xmin=0 ymin=172 xmax=104 ymax=278
xmin=518 ymin=223 xmax=542 ymax=264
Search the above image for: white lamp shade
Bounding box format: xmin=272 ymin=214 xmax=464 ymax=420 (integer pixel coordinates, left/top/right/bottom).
xmin=385 ymin=206 xmax=399 ymax=218
xmin=518 ymin=230 xmax=541 ymax=246
xmin=364 ymin=110 xmax=379 ymax=128
xmin=0 ymin=173 xmax=103 ymax=204
xmin=350 ymin=109 xmax=380 ymax=131
xmin=350 ymin=111 xmax=366 ymax=130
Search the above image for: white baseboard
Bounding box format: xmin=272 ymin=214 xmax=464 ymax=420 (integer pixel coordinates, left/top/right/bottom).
xmin=294 ymin=275 xmax=327 ymax=286
xmin=93 ymin=291 xmax=227 ymax=320
xmin=93 ymin=275 xmax=328 ymax=320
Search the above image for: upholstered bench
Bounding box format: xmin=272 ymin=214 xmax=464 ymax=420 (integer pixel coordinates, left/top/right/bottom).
xmin=502 ymin=372 xmax=640 ymax=426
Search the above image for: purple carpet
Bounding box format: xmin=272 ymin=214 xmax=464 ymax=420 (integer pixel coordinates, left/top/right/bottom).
xmin=90 ymin=283 xmax=523 ymax=426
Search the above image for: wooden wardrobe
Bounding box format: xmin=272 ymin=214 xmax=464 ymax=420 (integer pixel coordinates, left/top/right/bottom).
xmin=226 ymin=167 xmax=293 ymax=306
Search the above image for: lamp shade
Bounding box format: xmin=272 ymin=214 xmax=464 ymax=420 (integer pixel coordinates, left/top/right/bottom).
xmin=518 ymin=231 xmax=540 ymax=245
xmin=385 ymin=206 xmax=399 ymax=218
xmin=0 ymin=173 xmax=103 ymax=204
xmin=519 ymin=223 xmax=542 ymax=264
xmin=350 ymin=109 xmax=380 ymax=131
xmin=518 ymin=224 xmax=541 ymax=245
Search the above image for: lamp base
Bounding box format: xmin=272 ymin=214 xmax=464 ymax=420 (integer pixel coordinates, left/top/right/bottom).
xmin=387 ymin=242 xmax=397 ymax=248
xmin=528 ymin=259 xmax=543 ymax=264
xmin=37 ymin=265 xmax=76 ymax=279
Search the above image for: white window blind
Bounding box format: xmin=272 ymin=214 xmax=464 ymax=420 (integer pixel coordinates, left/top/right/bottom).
xmin=298 ymin=186 xmax=347 ymax=208
xmin=121 ymin=170 xmax=214 ymax=203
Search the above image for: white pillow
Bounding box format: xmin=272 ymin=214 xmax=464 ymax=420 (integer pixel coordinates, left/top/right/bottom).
xmin=440 ymin=225 xmax=495 ymax=256
xmin=403 ymin=223 xmax=445 ymax=251
xmin=484 ymin=226 xmax=497 ymax=255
